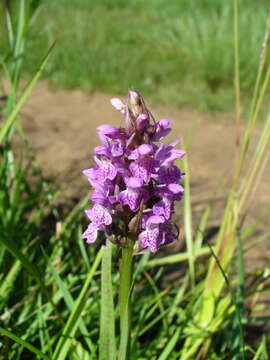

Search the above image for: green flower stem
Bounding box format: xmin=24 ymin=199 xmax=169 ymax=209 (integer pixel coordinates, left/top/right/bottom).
xmin=119 ymin=237 xmax=134 ymax=358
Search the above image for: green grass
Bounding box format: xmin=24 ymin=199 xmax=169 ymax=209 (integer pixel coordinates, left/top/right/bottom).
xmin=1 ymin=0 xmax=270 ymax=359
xmin=1 ymin=0 xmax=270 ymax=109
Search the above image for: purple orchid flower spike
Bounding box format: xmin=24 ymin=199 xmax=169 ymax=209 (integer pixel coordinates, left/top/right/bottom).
xmin=82 ymin=90 xmax=185 ymax=253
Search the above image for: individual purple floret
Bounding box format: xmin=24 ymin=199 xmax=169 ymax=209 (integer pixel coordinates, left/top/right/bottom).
xmin=82 ymin=90 xmax=185 ymax=253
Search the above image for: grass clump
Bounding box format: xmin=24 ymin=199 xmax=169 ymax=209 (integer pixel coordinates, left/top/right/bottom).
xmin=1 ymin=0 xmax=269 ymax=109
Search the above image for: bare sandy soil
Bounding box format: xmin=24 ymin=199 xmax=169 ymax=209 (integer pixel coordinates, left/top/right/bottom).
xmin=13 ymin=82 xmax=270 ymax=276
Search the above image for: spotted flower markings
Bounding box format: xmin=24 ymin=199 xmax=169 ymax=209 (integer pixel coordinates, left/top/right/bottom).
xmin=82 ymin=90 xmax=185 ymax=253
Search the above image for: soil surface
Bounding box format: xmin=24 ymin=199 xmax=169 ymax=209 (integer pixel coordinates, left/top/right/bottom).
xmin=5 ymin=81 xmax=270 ymax=308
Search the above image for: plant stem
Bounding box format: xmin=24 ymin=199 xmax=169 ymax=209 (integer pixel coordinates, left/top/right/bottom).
xmin=119 ymin=237 xmax=134 ymax=359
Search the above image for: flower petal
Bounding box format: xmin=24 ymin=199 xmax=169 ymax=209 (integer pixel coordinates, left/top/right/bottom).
xmin=153 ymin=199 xmax=172 ymax=220
xmin=138 ymin=144 xmax=153 ymax=156
xmin=168 ymin=183 xmax=184 ymax=194
xmin=110 ymin=98 xmax=125 ymax=112
xmin=85 ymin=204 xmax=112 ymax=226
xmin=82 ymin=223 xmax=99 ymax=243
xmin=139 ymin=227 xmax=160 ymax=252
xmin=119 ymin=188 xmax=141 ymax=211
xmin=130 ymin=158 xmax=155 ymax=183
xmin=125 ymin=176 xmax=143 ymax=189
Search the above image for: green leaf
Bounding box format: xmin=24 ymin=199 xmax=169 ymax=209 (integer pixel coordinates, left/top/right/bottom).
xmin=29 ymin=0 xmax=44 ymax=17
xmin=194 ymin=206 xmax=211 ymax=251
xmin=37 ymin=294 xmax=53 ymax=358
xmin=0 ymin=258 xmax=21 ymax=302
xmin=252 ymin=335 xmax=268 ymax=360
xmin=0 ymin=235 xmax=53 ymax=308
xmin=181 ymin=141 xmax=195 ymax=285
xmin=69 ymin=340 xmax=92 ymax=360
xmin=0 ymin=327 xmax=49 ymax=359
xmin=42 ymin=248 xmax=96 ymax=355
xmin=99 ymin=241 xmax=116 ymax=360
xmin=0 ymin=42 xmax=55 ymax=144
xmin=146 ymin=247 xmax=210 ymax=268
xmin=157 ymin=328 xmax=180 ymax=360
xmin=230 ymin=231 xmax=245 ymax=360
xmin=52 ymin=247 xmax=103 ymax=360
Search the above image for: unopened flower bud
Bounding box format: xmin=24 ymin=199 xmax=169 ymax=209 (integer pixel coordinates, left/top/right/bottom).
xmin=136 ymin=114 xmax=149 ymax=131
xmin=110 ymin=98 xmax=125 ymax=113
xmin=128 ymin=90 xmax=144 ymax=118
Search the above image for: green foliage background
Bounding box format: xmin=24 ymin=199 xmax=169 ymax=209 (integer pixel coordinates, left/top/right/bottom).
xmin=1 ymin=0 xmax=270 ymax=109
xmin=1 ymin=1 xmax=270 ymax=359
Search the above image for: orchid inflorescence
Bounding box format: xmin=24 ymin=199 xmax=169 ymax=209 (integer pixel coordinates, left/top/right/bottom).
xmin=82 ymin=90 xmax=185 ymax=252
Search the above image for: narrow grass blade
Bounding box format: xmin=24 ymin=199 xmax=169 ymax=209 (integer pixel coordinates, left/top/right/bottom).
xmin=241 ymin=208 xmax=270 ymax=241
xmin=233 ymin=0 xmax=241 ymax=152
xmin=133 ymin=252 xmax=150 ymax=278
xmin=0 ymin=258 xmax=21 ymax=302
xmin=146 ymin=247 xmax=210 ymax=268
xmin=13 ymin=0 xmax=25 ymax=62
xmin=239 ymin=114 xmax=270 ymax=212
xmin=143 ymin=271 xmax=167 ymax=330
xmin=230 ymin=230 xmax=245 ymax=360
xmin=0 ymin=42 xmax=55 ymax=144
xmin=199 ymin=193 xmax=236 ymax=324
xmin=194 ymin=206 xmax=211 ymax=251
xmin=252 ymin=335 xmax=268 ymax=360
xmin=198 ymin=113 xmax=270 ymax=332
xmin=243 ymin=316 xmax=270 ymax=323
xmin=52 ymin=247 xmax=103 ymax=360
xmin=4 ymin=2 xmax=14 ymax=49
xmin=244 ymin=231 xmax=270 ymax=254
xmin=168 ymin=274 xmax=189 ymax=322
xmin=42 ymin=248 xmax=96 ymax=355
xmin=99 ymin=241 xmax=116 ymax=360
xmin=78 ymin=225 xmax=91 ymax=270
xmin=0 ymin=235 xmax=53 ymax=307
xmin=249 ymin=12 xmax=270 ymax=122
xmin=181 ymin=143 xmax=195 ymax=285
xmin=239 ymin=65 xmax=270 ymax=171
xmin=207 ymin=242 xmax=245 ymax=360
xmin=142 ymin=289 xmax=170 ymax=324
xmin=69 ymin=340 xmax=92 ymax=360
xmin=58 ymin=196 xmax=89 ymax=235
xmin=139 ymin=309 xmax=170 ymax=337
xmin=37 ymin=294 xmax=53 ymax=358
xmin=157 ymin=328 xmax=180 ymax=360
xmin=0 ymin=327 xmax=49 ymax=359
